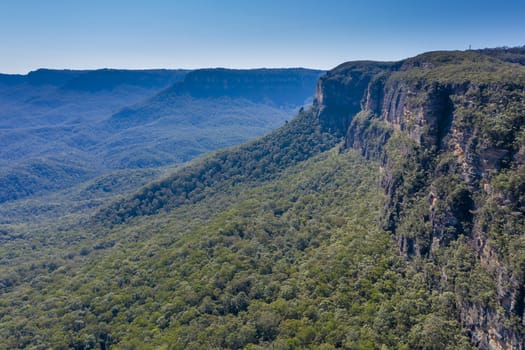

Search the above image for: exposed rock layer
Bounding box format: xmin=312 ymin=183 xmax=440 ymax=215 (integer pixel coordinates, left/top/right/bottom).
xmin=315 ymin=49 xmax=525 ymax=349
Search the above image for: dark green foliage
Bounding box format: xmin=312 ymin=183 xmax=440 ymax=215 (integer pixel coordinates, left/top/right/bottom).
xmin=477 ymin=46 xmax=525 ymax=66
xmin=0 ymin=167 xmax=166 ymax=229
xmin=1 ymin=68 xmax=320 ymax=227
xmin=337 ymin=48 xmax=525 ymax=347
xmin=391 ymin=50 xmax=525 ymax=85
xmin=0 ymin=158 xmax=97 ymax=204
xmin=345 ymin=110 xmax=393 ymax=159
xmin=0 ymin=149 xmax=472 ymax=349
xmin=96 ymin=108 xmax=338 ymax=224
xmin=3 ymin=47 xmax=525 ymax=349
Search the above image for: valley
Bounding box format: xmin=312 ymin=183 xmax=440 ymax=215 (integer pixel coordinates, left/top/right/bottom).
xmin=1 ymin=47 xmax=525 ymax=349
xmin=0 ymin=68 xmax=322 ymax=228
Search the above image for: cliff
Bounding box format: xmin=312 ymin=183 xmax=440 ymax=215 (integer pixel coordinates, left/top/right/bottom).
xmin=170 ymin=68 xmax=324 ymax=106
xmin=5 ymin=48 xmax=525 ymax=349
xmin=315 ymin=48 xmax=525 ymax=349
xmin=0 ymin=68 xmax=186 ymax=89
xmin=107 ymin=68 xmax=323 ymax=129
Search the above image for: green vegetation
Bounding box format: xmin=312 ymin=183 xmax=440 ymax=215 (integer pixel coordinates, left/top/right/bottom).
xmin=0 ymin=104 xmax=482 ymax=349
xmin=1 ymin=68 xmax=320 ymax=228
xmin=390 ymin=50 xmax=525 ymax=85
xmin=2 ymin=48 xmax=525 ymax=349
xmin=0 ymin=148 xmax=473 ymax=349
xmin=96 ymin=108 xmax=337 ymax=224
xmin=345 ymin=49 xmax=525 ymax=347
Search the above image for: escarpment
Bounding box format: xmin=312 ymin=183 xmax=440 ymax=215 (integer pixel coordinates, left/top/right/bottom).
xmin=314 ymin=61 xmax=396 ymax=136
xmin=315 ymin=49 xmax=525 ymax=349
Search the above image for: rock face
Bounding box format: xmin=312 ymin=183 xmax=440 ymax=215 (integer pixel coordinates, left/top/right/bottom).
xmin=171 ymin=68 xmax=324 ymax=106
xmin=0 ymin=68 xmax=187 ymax=89
xmin=315 ymin=61 xmax=395 ymax=136
xmin=108 ymin=68 xmax=324 ymax=130
xmin=314 ymin=49 xmax=525 ymax=349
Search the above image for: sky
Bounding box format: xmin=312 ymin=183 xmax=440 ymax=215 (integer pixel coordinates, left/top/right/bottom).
xmin=0 ymin=0 xmax=524 ymax=74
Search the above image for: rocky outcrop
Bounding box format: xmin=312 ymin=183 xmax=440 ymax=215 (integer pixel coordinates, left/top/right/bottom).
xmin=315 ymin=61 xmax=395 ymax=136
xmin=171 ymin=68 xmax=324 ymax=106
xmin=313 ymin=49 xmax=525 ymax=349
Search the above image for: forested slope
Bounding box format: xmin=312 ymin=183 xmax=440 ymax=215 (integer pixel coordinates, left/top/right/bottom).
xmin=0 ymin=68 xmax=321 ymax=227
xmin=1 ymin=48 xmax=525 ymax=349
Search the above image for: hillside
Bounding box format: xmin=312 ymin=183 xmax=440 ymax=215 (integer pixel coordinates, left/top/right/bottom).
xmin=101 ymin=68 xmax=322 ymax=167
xmin=1 ymin=48 xmax=525 ymax=349
xmin=320 ymin=48 xmax=525 ymax=348
xmin=0 ymin=68 xmax=322 ymax=226
xmin=0 ymin=69 xmax=187 ymax=204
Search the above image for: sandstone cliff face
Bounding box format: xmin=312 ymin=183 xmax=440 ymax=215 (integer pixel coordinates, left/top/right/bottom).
xmin=315 ymin=61 xmax=395 ymax=136
xmin=171 ymin=68 xmax=324 ymax=106
xmin=314 ymin=50 xmax=525 ymax=349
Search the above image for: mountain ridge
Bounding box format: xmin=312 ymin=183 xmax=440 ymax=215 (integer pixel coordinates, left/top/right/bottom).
xmin=0 ymin=68 xmax=323 ymax=227
xmin=320 ymin=48 xmax=525 ymax=349
xmin=86 ymin=47 xmax=525 ymax=349
xmin=1 ymin=48 xmax=525 ymax=349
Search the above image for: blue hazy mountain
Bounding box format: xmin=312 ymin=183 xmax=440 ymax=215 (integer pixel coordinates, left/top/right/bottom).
xmin=0 ymin=67 xmax=323 ymax=223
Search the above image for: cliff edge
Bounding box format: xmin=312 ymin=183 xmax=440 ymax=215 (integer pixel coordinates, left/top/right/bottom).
xmin=315 ymin=48 xmax=525 ymax=349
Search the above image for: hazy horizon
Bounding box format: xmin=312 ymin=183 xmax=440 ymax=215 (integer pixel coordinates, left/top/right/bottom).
xmin=1 ymin=0 xmax=524 ymax=74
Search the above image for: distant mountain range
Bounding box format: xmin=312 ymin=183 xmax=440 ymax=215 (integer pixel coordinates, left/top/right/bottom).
xmin=0 ymin=67 xmax=323 ymax=224
xmin=3 ymin=47 xmax=525 ymax=349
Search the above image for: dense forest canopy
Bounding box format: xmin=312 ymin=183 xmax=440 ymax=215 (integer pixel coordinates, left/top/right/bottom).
xmin=1 ymin=47 xmax=525 ymax=349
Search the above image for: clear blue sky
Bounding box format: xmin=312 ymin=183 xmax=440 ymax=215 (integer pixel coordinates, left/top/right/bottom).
xmin=1 ymin=0 xmax=524 ymax=73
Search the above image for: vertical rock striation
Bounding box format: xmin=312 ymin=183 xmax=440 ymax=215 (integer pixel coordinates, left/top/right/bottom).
xmin=314 ymin=49 xmax=525 ymax=349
